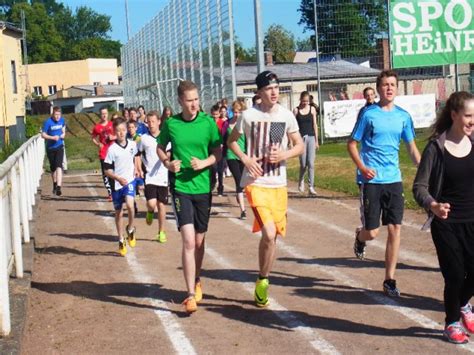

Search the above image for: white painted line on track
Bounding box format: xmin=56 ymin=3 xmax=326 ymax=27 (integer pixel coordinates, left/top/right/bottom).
xmin=205 ymin=247 xmax=340 ymax=355
xmin=285 ymin=206 xmax=438 ymax=269
xmin=83 ymin=177 xmax=197 ymax=355
xmin=212 ymin=205 xmax=474 ymax=353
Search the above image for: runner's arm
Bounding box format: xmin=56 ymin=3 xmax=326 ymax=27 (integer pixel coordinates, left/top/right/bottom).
xmin=405 ymin=140 xmax=421 ymax=167
xmin=347 ymin=138 xmax=376 ymax=180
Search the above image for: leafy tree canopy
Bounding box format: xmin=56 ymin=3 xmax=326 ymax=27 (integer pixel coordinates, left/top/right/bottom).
xmin=263 ymin=24 xmax=295 ymax=63
xmin=3 ymin=0 xmax=121 ymax=64
xmin=298 ymin=0 xmax=387 ymax=58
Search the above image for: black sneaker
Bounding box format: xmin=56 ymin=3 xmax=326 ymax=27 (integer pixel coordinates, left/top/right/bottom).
xmin=353 ymin=227 xmax=366 ymax=260
xmin=383 ymin=279 xmax=400 ymax=297
xmin=55 ymin=186 xmax=62 ymax=196
xmin=240 ymin=210 xmax=247 ymax=220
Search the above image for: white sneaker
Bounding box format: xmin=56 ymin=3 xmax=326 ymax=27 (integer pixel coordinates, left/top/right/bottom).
xmin=298 ymin=181 xmax=305 ymax=193
xmin=309 ymin=187 xmax=317 ymax=196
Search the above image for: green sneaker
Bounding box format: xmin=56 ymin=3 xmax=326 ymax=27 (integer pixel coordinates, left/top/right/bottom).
xmin=254 ymin=277 xmax=270 ymax=307
xmin=146 ymin=211 xmax=154 ymax=226
xmin=155 ymin=231 xmax=167 ymax=243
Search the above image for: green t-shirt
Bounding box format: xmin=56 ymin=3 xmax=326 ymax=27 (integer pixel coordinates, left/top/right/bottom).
xmin=157 ymin=111 xmax=221 ymax=194
xmin=226 ymin=126 xmax=246 ymax=160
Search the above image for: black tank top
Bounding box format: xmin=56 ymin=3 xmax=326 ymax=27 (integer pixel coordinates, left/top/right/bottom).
xmin=295 ymin=107 xmax=315 ymax=136
xmin=440 ymin=146 xmax=474 ymax=222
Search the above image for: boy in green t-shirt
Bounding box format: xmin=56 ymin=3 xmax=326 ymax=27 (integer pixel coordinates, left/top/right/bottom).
xmin=157 ymin=80 xmax=221 ymax=313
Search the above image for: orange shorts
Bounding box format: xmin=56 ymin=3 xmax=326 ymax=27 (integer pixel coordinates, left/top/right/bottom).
xmin=245 ymin=185 xmax=288 ymax=237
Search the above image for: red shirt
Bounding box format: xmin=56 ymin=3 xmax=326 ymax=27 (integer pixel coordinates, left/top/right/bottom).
xmin=92 ymin=121 xmax=114 ymax=160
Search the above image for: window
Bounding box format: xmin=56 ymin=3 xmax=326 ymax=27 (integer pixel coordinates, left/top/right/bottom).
xmin=108 ymin=82 xmax=114 ymax=85
xmin=93 ymin=81 xmax=101 ymax=86
xmin=243 ymin=88 xmax=256 ymax=94
xmin=48 ymin=85 xmax=57 ymax=95
xmin=279 ymin=86 xmax=291 ymax=94
xmin=33 ymin=86 xmax=43 ymax=96
xmin=306 ymin=84 xmax=318 ymax=92
xmin=11 ymin=61 xmax=17 ymax=94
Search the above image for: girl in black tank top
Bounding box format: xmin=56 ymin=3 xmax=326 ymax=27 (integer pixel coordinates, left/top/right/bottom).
xmin=293 ymin=91 xmax=319 ymax=195
xmin=413 ymin=91 xmax=474 ymax=343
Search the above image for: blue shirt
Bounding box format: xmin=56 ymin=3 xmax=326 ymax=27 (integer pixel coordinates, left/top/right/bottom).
xmin=42 ymin=116 xmax=65 ymax=150
xmin=351 ymin=104 xmax=415 ymax=184
xmin=127 ymin=121 xmax=148 ymax=139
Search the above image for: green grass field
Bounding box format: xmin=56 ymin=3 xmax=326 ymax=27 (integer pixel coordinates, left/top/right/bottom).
xmin=287 ymin=131 xmax=430 ymax=209
xmin=27 ymin=112 xmax=429 ymax=209
xmin=27 ymin=113 xmax=102 ymax=171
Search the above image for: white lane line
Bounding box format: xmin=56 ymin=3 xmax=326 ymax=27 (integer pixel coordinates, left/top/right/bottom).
xmin=212 ymin=206 xmax=474 ymax=353
xmin=83 ymin=177 xmax=196 ymax=355
xmin=205 ymin=246 xmax=340 ymax=355
xmin=286 ymin=187 xmax=423 ymax=230
xmin=286 ymin=206 xmax=438 ymax=269
xmin=223 ymin=182 xmax=436 ymax=268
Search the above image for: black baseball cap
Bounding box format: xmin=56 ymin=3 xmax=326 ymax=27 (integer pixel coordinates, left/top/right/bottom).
xmin=255 ymin=70 xmax=279 ymax=90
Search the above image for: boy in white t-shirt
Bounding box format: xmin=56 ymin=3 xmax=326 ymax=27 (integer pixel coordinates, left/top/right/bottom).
xmin=137 ymin=111 xmax=169 ymax=243
xmin=104 ymin=117 xmax=141 ymax=256
xmin=227 ymin=71 xmax=304 ymax=307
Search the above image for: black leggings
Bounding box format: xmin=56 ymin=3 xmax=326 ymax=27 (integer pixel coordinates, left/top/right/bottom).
xmin=227 ymin=159 xmax=244 ymax=193
xmin=431 ymin=218 xmax=474 ymax=325
xmin=100 ymin=159 xmax=112 ymax=196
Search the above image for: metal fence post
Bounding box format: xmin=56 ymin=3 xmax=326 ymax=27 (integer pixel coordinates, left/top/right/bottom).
xmin=0 ymin=177 xmax=11 ymax=336
xmin=9 ymin=165 xmax=23 ymax=278
xmin=19 ymin=155 xmax=30 ymax=243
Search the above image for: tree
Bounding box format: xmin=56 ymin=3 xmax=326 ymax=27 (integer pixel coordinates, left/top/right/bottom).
xmin=10 ymin=2 xmax=65 ymax=63
xmin=264 ymin=24 xmax=295 ymax=63
xmin=298 ymin=0 xmax=387 ymax=58
xmin=234 ymin=38 xmax=257 ymax=63
xmin=296 ymin=37 xmax=314 ymax=51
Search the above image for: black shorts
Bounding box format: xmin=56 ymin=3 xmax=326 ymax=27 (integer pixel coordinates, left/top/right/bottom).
xmin=145 ymin=184 xmax=168 ymax=204
xmin=360 ymin=182 xmax=404 ymax=230
xmin=46 ymin=146 xmax=64 ymax=172
xmin=171 ymin=191 xmax=211 ymax=233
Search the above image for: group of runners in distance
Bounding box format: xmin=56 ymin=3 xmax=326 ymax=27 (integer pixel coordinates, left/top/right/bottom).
xmin=40 ymin=69 xmax=474 ymax=345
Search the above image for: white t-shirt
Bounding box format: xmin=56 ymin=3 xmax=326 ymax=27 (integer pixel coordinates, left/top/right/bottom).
xmin=137 ymin=133 xmax=168 ymax=187
xmin=104 ymin=140 xmax=138 ymax=190
xmin=235 ymin=104 xmax=299 ymax=188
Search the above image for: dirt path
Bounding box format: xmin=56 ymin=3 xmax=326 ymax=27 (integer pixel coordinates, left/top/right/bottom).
xmin=21 ymin=173 xmax=468 ymax=354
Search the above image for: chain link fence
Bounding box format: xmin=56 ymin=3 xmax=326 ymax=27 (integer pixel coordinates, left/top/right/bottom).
xmin=121 ymin=0 xmax=236 ymax=113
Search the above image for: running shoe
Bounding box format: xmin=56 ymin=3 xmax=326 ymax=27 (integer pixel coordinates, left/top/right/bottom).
xmin=118 ymin=240 xmax=127 ymax=256
xmin=217 ymin=186 xmax=224 ymax=197
xmin=309 ymin=187 xmax=317 ymax=196
xmin=240 ymin=210 xmax=247 ymax=220
xmin=383 ymin=279 xmax=400 ymax=297
xmin=255 ymin=278 xmax=270 ymax=308
xmin=353 ymin=227 xmax=366 ymax=260
xmin=195 ymin=279 xmax=203 ymax=303
xmin=155 ymin=231 xmax=167 ymax=243
xmin=298 ymin=181 xmax=305 ymax=193
xmin=461 ymin=304 xmax=474 ymax=333
xmin=127 ymin=226 xmax=136 ymax=248
xmin=56 ymin=186 xmax=62 ymax=196
xmin=146 ymin=211 xmax=154 ymax=225
xmin=444 ymin=322 xmax=469 ymax=344
xmin=182 ymin=296 xmax=197 ymax=313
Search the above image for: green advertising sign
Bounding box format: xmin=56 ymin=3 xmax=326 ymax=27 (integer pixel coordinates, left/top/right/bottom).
xmin=390 ymin=0 xmax=474 ymax=68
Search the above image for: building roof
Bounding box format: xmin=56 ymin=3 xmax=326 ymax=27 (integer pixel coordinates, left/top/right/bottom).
xmin=48 ymin=84 xmax=123 ymax=100
xmin=71 ymin=85 xmax=123 ymax=95
xmin=234 ymin=61 xmax=381 ymax=85
xmin=0 ymin=21 xmax=23 ymax=36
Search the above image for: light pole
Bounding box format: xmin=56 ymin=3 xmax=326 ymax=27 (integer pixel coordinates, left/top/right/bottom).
xmin=254 ymin=0 xmax=265 ymax=73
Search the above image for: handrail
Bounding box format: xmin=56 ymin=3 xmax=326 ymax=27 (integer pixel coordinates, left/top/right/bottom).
xmin=0 ymin=134 xmax=44 ymax=336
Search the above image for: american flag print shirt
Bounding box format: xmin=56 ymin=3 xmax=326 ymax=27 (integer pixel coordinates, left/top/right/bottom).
xmin=235 ymin=105 xmax=299 ymax=188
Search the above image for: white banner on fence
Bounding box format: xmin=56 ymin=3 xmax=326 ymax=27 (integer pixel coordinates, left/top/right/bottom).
xmin=323 ymin=94 xmax=436 ymax=138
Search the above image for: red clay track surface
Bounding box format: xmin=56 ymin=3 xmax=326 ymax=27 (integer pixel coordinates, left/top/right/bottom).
xmin=21 ymin=173 xmax=469 ymax=354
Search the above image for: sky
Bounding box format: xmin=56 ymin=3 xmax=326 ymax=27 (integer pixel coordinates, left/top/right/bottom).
xmin=59 ymin=0 xmax=309 ymax=48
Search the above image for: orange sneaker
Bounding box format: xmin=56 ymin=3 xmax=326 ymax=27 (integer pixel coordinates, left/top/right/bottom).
xmin=195 ymin=281 xmax=203 ymax=303
xmin=182 ymin=296 xmax=197 ymax=313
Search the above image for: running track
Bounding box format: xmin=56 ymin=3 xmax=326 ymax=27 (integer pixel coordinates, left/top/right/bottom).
xmin=21 ymin=173 xmax=469 ymax=354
